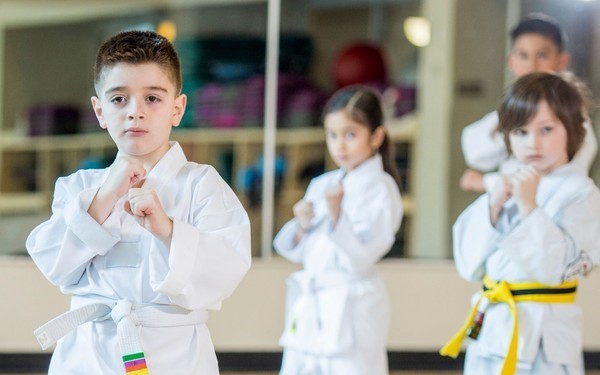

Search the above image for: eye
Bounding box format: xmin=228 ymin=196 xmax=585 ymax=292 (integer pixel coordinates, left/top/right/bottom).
xmin=345 ymin=131 xmax=356 ymax=140
xmin=110 ymin=96 xmax=126 ymax=104
xmin=542 ymin=126 xmax=553 ymax=134
xmin=512 ymin=128 xmax=527 ymax=136
xmin=147 ymin=95 xmax=160 ymax=103
xmin=536 ymin=52 xmax=549 ymax=60
xmin=326 ymin=131 xmax=336 ymax=140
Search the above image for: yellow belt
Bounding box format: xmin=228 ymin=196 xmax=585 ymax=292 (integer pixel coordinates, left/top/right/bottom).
xmin=439 ymin=275 xmax=578 ymax=375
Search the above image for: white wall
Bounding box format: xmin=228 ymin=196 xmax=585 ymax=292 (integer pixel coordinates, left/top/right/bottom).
xmin=3 ymin=256 xmax=600 ymax=354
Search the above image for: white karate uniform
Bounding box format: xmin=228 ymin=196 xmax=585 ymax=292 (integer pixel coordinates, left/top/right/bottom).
xmin=461 ymin=111 xmax=598 ymax=191
xmin=26 ymin=142 xmax=251 ymax=375
xmin=273 ymin=154 xmax=403 ymax=375
xmin=453 ymin=163 xmax=600 ymax=374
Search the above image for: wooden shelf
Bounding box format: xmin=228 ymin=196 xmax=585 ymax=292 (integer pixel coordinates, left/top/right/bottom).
xmin=0 ymin=116 xmax=418 ymax=257
xmin=0 ymin=192 xmax=49 ymax=214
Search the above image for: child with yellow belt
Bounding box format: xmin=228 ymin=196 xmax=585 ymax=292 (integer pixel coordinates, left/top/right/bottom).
xmin=442 ymin=72 xmax=600 ymax=374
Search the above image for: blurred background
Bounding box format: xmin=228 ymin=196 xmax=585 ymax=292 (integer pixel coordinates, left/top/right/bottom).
xmin=1 ymin=0 xmax=600 ymax=372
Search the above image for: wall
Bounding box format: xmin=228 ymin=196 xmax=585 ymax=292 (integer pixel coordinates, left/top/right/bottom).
xmin=448 ymin=0 xmax=507 ymax=231
xmin=3 ymin=256 xmax=600 ymax=354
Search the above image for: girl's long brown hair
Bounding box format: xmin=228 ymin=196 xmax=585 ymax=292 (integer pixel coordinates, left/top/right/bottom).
xmin=323 ymin=85 xmax=401 ymax=188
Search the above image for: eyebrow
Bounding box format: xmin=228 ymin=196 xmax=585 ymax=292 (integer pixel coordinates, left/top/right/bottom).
xmin=103 ymin=86 xmax=170 ymax=96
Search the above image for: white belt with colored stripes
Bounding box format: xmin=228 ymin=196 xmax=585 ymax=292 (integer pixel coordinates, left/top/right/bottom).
xmin=34 ymin=299 xmax=208 ymax=374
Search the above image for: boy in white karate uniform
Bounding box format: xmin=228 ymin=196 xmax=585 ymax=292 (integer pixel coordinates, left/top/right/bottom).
xmin=460 ymin=13 xmax=597 ymax=193
xmin=27 ymin=30 xmax=251 ymax=374
xmin=442 ymin=72 xmax=600 ymax=374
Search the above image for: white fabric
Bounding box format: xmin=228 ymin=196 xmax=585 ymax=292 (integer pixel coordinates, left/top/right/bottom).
xmin=35 ymin=298 xmax=208 ymax=364
xmin=453 ymin=163 xmax=600 ymax=371
xmin=461 ymin=111 xmax=598 ymax=191
xmin=464 ymin=342 xmax=584 ymax=375
xmin=26 ymin=142 xmax=251 ymax=375
xmin=273 ymin=154 xmax=402 ymax=375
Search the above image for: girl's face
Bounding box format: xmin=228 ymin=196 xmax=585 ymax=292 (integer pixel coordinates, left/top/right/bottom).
xmin=91 ymin=62 xmax=186 ymax=167
xmin=509 ymin=100 xmax=569 ymax=174
xmin=324 ymin=110 xmax=382 ymax=172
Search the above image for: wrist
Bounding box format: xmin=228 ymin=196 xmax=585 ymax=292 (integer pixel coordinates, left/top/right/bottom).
xmin=96 ymin=186 xmax=121 ymax=205
xmin=518 ymin=203 xmax=537 ymax=219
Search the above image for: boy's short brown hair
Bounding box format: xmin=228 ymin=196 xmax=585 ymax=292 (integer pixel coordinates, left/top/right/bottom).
xmin=93 ymin=30 xmax=182 ymax=95
xmin=497 ymin=72 xmax=587 ymax=161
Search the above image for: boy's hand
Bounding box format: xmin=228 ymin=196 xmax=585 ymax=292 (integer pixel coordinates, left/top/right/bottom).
xmin=325 ymin=182 xmax=344 ymax=226
xmin=511 ymin=165 xmax=540 ymax=219
xmin=460 ymin=169 xmax=485 ymax=193
xmin=125 ymin=188 xmax=173 ymax=243
xmin=100 ymin=156 xmax=147 ymax=200
xmin=489 ymin=174 xmax=512 ymax=225
xmin=88 ymin=156 xmax=147 ymax=224
xmin=293 ymin=200 xmax=315 ymax=231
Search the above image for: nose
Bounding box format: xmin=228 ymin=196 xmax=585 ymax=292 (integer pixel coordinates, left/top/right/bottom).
xmin=127 ymin=99 xmax=145 ymax=121
xmin=531 ymin=58 xmax=541 ymax=73
xmin=333 ymin=138 xmax=346 ymax=152
xmin=527 ymin=133 xmax=540 ymax=149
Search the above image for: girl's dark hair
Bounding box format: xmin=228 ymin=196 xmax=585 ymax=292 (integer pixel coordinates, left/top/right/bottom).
xmin=497 ymin=72 xmax=588 ymax=160
xmin=322 ymin=85 xmax=401 ymax=188
xmin=94 ymin=30 xmax=182 ymax=95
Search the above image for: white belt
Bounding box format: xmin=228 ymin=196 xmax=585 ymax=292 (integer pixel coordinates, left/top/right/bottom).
xmin=34 ymin=299 xmax=208 ymax=373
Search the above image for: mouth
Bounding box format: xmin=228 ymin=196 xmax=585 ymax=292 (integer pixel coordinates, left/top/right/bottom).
xmin=125 ymin=128 xmax=147 ymax=135
xmin=525 ymin=155 xmax=543 ymax=162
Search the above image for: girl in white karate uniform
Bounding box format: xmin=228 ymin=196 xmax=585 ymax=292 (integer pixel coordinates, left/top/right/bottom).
xmin=442 ymin=72 xmax=600 ymax=374
xmin=26 ymin=31 xmax=251 ymax=375
xmin=273 ymin=85 xmax=403 ymax=375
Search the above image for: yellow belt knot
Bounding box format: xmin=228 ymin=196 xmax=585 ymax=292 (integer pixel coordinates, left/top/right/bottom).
xmin=440 ymin=275 xmax=577 ymax=375
xmin=485 ymin=280 xmax=512 ymax=303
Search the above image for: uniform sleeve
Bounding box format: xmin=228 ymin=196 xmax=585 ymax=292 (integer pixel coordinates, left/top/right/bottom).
xmin=461 ymin=111 xmax=506 ymax=172
xmin=569 ymin=120 xmax=598 ymax=175
xmin=153 ymin=169 xmax=251 ymax=310
xmin=272 ymin=219 xmax=305 ymax=263
xmin=499 ymin=189 xmax=600 ymax=284
xmin=26 ymin=175 xmax=121 ymax=287
xmin=328 ymin=179 xmax=403 ymax=274
xmin=452 ymin=194 xmax=502 ymax=282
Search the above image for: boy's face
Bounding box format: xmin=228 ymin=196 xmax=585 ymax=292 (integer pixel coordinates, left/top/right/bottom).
xmin=91 ymin=62 xmax=186 ymax=166
xmin=509 ymin=100 xmax=569 ymax=174
xmin=507 ymin=33 xmax=570 ymax=78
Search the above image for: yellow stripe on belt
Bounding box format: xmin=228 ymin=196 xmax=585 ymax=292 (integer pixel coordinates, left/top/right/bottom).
xmin=439 ymin=275 xmax=577 ymax=375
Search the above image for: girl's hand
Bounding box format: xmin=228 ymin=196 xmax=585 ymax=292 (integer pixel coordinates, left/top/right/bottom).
xmin=325 ymin=181 xmax=344 ymax=226
xmin=489 ymin=174 xmax=512 ymax=226
xmin=293 ymin=200 xmax=315 ymax=231
xmin=125 ymin=188 xmax=173 ymax=244
xmin=511 ymin=165 xmax=540 ymax=219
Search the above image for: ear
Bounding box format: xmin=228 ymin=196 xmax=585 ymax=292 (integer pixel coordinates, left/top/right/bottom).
xmin=371 ymin=126 xmax=385 ymax=150
xmin=558 ymin=51 xmax=571 ymax=72
xmin=172 ymin=94 xmax=187 ymax=128
xmin=90 ymin=96 xmax=107 ymax=129
xmin=506 ymin=53 xmax=516 ymax=75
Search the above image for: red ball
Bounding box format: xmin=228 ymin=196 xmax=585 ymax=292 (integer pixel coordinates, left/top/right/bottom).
xmin=332 ymin=42 xmax=387 ymax=88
